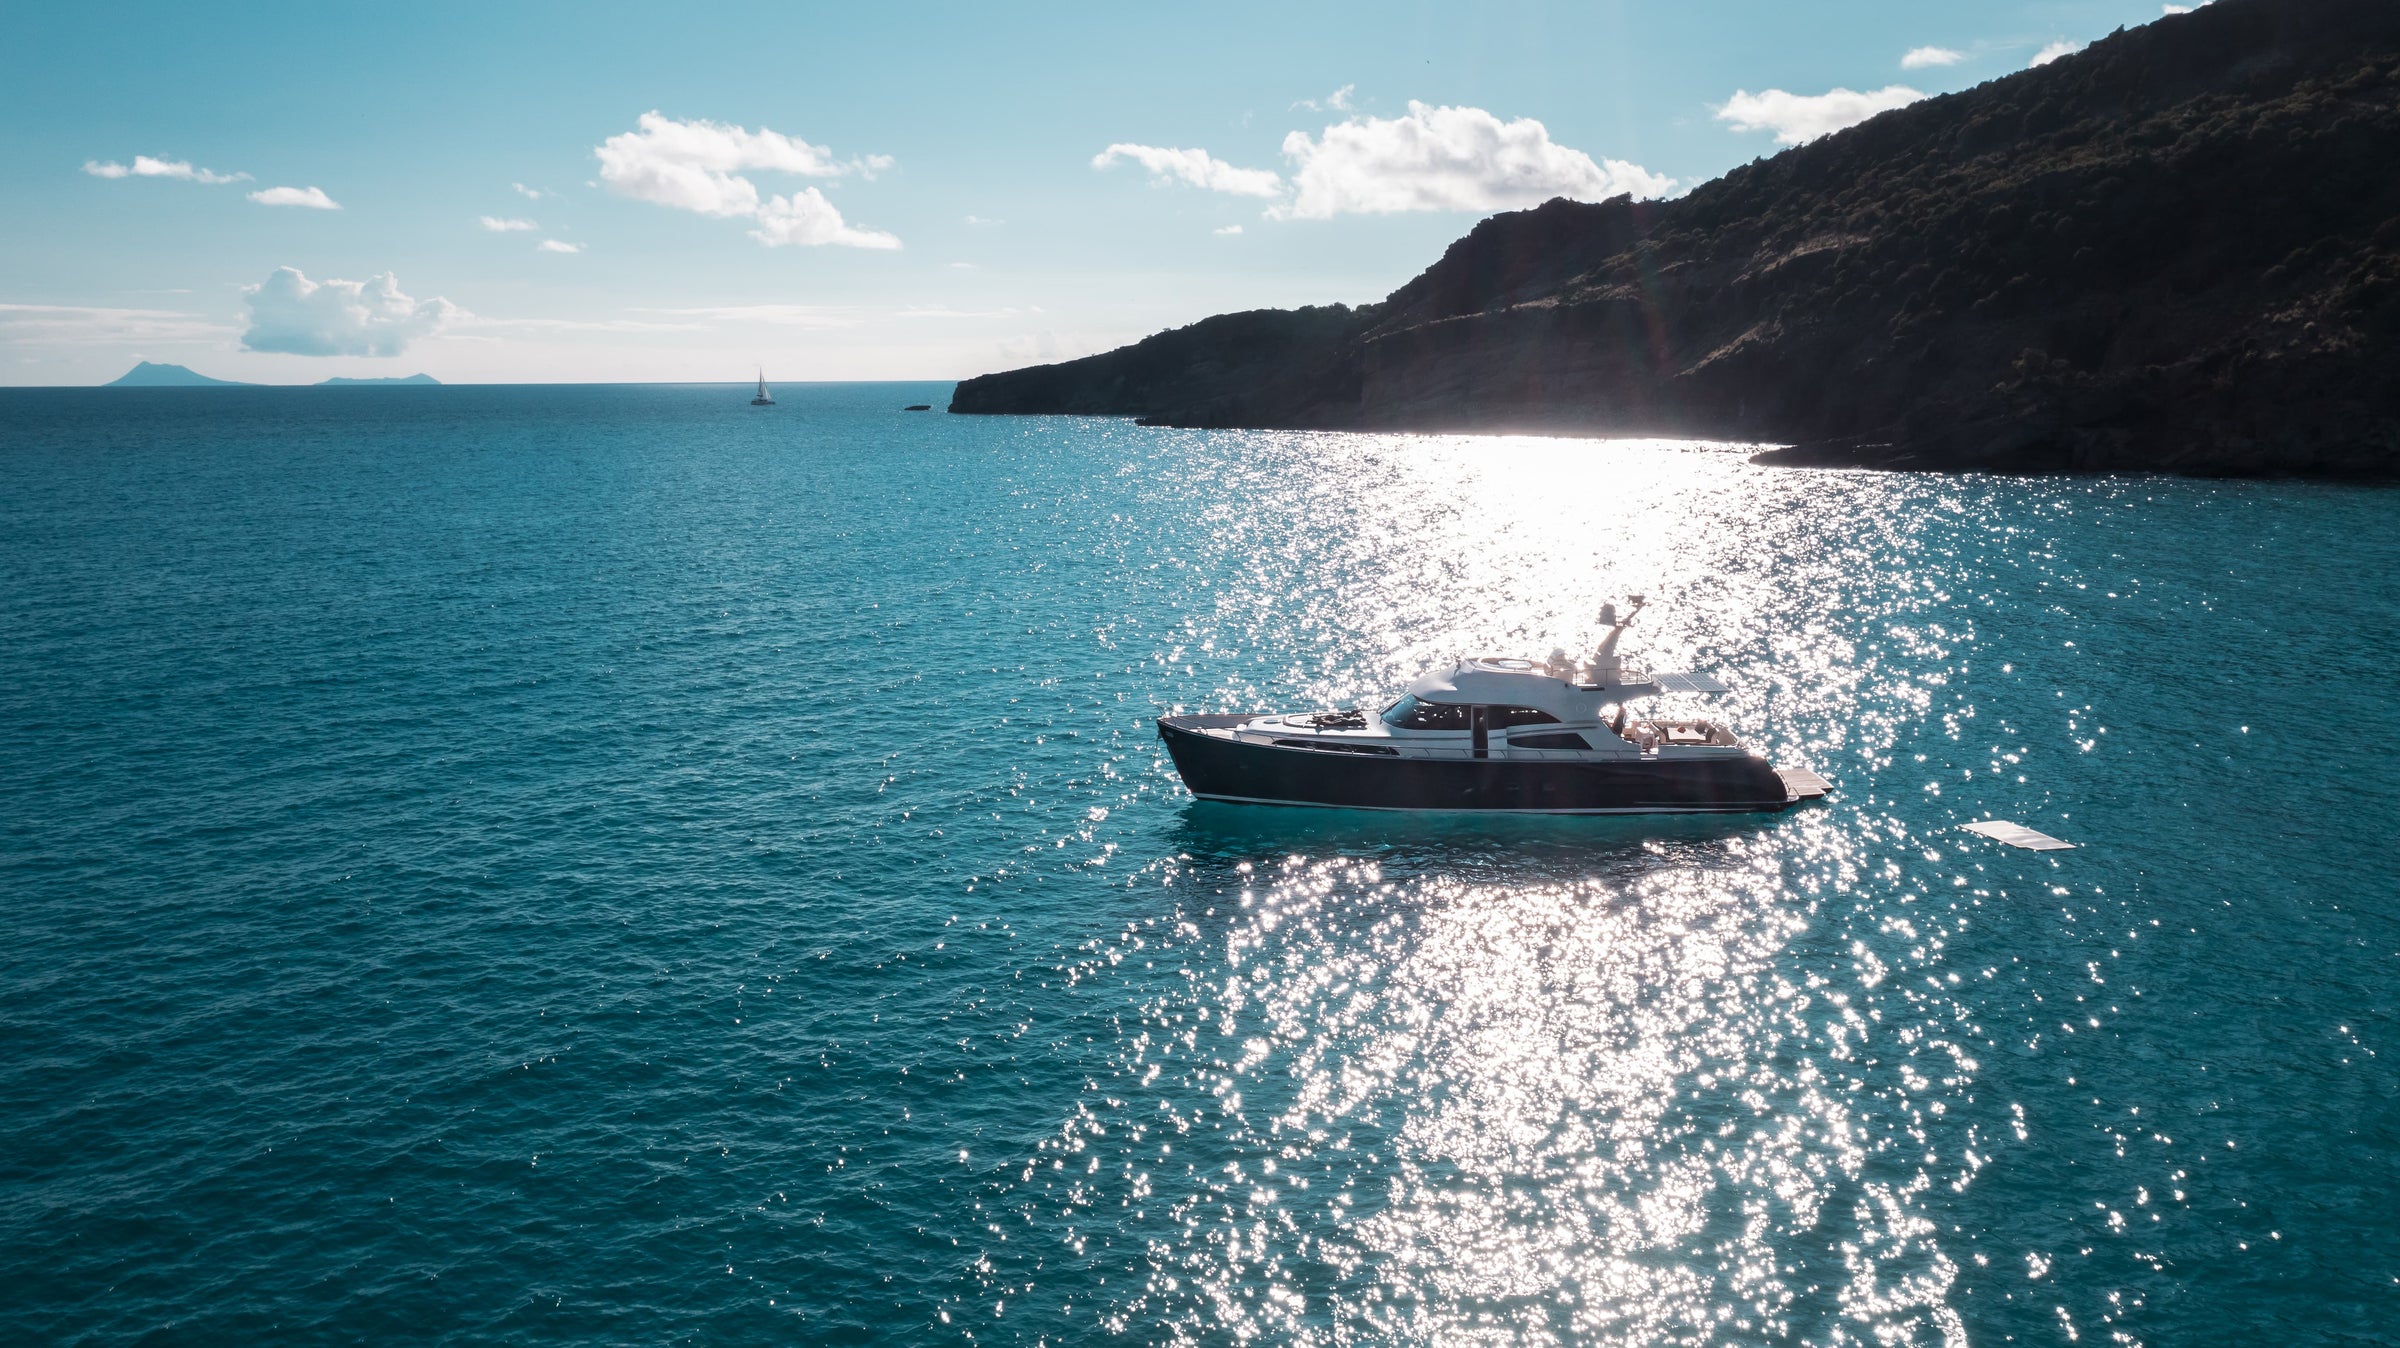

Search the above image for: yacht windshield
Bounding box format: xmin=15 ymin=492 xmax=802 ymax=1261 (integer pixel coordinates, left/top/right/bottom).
xmin=1381 ymin=695 xmax=1471 ymax=730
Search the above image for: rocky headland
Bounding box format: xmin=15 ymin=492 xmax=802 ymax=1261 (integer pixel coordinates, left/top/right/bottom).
xmin=951 ymin=0 xmax=2400 ymax=476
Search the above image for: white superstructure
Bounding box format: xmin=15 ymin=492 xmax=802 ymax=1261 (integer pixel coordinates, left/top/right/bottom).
xmin=1192 ymin=600 xmax=1747 ymax=763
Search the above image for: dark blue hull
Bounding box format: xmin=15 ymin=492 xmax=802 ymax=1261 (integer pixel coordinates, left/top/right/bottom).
xmin=1158 ymin=715 xmax=1797 ymax=814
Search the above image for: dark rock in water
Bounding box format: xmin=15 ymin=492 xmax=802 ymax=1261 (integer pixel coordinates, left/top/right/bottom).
xmin=903 ymin=404 xmax=932 ymax=411
xmin=951 ymin=0 xmax=2400 ymax=477
xmin=318 ymin=374 xmax=440 ymax=386
xmin=104 ymin=361 xmax=249 ymax=387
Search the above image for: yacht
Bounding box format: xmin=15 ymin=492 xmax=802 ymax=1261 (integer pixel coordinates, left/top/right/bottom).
xmin=750 ymin=369 xmax=774 ymax=406
xmin=1156 ymin=600 xmax=1828 ymax=814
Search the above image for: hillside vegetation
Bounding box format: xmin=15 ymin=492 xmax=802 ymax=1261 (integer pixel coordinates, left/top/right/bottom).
xmin=952 ymin=0 xmax=2400 ymax=476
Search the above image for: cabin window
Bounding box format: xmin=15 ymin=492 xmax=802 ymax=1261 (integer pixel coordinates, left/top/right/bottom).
xmin=1380 ymin=695 xmax=1471 ymax=730
xmin=1510 ymin=732 xmax=1592 ymax=750
xmin=1275 ymin=738 xmax=1399 ymax=756
xmin=1486 ymin=705 xmax=1561 ymax=728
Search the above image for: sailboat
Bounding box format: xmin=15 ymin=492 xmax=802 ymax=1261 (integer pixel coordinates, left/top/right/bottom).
xmin=750 ymin=368 xmax=774 ymax=406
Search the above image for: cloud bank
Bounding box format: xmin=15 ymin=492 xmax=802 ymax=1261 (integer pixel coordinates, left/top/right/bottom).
xmin=241 ymin=267 xmax=458 ymax=356
xmin=1901 ymin=46 xmax=1965 ymax=69
xmin=636 ymin=303 xmax=857 ymax=328
xmin=1715 ymin=85 xmax=1926 ymax=145
xmin=249 ymin=185 xmax=340 ymax=209
xmin=83 ymin=156 xmax=249 ymax=184
xmin=1093 ymin=102 xmax=1671 ymax=222
xmin=0 ymin=303 xmax=233 ymax=346
xmin=1275 ymin=102 xmax=1672 ymax=218
xmin=595 ymin=112 xmax=898 ymax=248
xmin=86 ymin=155 xmax=340 ymax=210
xmin=1090 ymin=144 xmax=1284 ymax=197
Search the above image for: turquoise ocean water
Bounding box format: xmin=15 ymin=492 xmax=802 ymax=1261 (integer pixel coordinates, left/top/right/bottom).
xmin=1 ymin=382 xmax=2394 ymax=1344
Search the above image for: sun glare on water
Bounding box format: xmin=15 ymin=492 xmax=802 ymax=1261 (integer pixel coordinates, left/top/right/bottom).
xmin=957 ymin=431 xmax=2001 ymax=1345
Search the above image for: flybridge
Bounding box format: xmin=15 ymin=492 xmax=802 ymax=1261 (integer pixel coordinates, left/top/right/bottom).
xmin=1409 ymin=598 xmax=1731 ymax=711
xmin=1546 ymin=597 xmax=1727 ymax=695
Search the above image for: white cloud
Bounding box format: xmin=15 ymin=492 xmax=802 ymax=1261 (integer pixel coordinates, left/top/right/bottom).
xmin=250 ymin=185 xmax=340 ymax=209
xmin=1214 ymin=224 xmax=1244 ymax=235
xmin=2162 ymin=3 xmax=2206 ymax=12
xmin=1293 ymin=83 xmax=1357 ymax=112
xmin=963 ymin=214 xmax=1002 ymax=226
xmin=1901 ymin=46 xmax=1965 ymax=69
xmin=1273 ymin=101 xmax=1671 ymax=220
xmin=1093 ymin=104 xmax=1668 ymax=220
xmin=480 ymin=216 xmax=538 ymax=232
xmin=1715 ymin=85 xmax=1926 ymax=145
xmin=2029 ymin=39 xmax=2083 ymax=66
xmin=511 ymin=182 xmax=548 ymax=199
xmin=596 ymin=110 xmax=887 ymax=212
xmin=1091 ymin=144 xmax=1284 ymax=198
xmin=594 ymin=111 xmax=898 ymax=248
xmin=83 ymin=155 xmax=250 ymax=184
xmin=537 ymin=239 xmax=584 ymax=254
xmin=750 ymin=188 xmax=900 ymax=249
xmin=240 ymin=267 xmax=457 ymax=356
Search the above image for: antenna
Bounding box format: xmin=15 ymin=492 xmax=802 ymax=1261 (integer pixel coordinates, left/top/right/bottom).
xmin=1592 ymin=596 xmax=1646 ymax=674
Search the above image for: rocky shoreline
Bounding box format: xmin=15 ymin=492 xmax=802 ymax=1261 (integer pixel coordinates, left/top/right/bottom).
xmin=952 ymin=0 xmax=2400 ymax=478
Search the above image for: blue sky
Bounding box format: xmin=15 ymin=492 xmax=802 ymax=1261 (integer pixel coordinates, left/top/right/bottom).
xmin=0 ymin=0 xmax=2200 ymax=385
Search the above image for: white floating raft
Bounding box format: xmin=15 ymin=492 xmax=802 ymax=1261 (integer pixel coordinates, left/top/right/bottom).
xmin=1962 ymin=819 xmax=2075 ymax=851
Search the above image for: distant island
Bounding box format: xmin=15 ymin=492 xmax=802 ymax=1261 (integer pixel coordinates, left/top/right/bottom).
xmin=105 ymin=362 xmax=249 ymax=387
xmin=952 ymin=0 xmax=2400 ymax=477
xmin=102 ymin=363 xmax=442 ymax=388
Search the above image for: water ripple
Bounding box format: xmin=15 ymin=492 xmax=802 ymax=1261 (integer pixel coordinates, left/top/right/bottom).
xmin=1 ymin=387 xmax=2394 ymax=1345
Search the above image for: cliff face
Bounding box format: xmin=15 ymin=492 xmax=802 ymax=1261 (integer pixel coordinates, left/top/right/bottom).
xmin=950 ymin=0 xmax=2400 ymax=476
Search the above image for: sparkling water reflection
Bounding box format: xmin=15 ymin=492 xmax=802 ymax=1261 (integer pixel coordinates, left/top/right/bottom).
xmin=955 ymin=430 xmax=2394 ymax=1346
xmin=0 ymin=388 xmax=2393 ymax=1346
xmin=992 ymin=826 xmax=1995 ymax=1347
